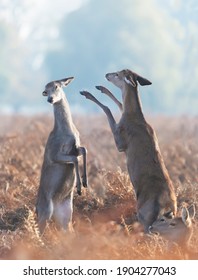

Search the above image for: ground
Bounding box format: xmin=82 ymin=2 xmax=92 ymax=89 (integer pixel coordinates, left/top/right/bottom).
xmin=0 ymin=114 xmax=197 ymax=259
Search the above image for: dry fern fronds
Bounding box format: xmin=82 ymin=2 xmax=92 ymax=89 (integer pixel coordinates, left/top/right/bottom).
xmin=23 ymin=207 xmax=45 ymax=247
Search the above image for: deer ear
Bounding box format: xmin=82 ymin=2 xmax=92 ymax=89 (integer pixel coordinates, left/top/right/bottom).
xmin=136 ymin=75 xmax=152 ymax=86
xmin=187 ymin=204 xmax=195 ymax=219
xmin=181 ymin=207 xmax=191 ymax=227
xmin=124 ymin=69 xmax=152 ymax=87
xmin=124 ymin=75 xmax=136 ymax=87
xmin=58 ymin=77 xmax=74 ymax=87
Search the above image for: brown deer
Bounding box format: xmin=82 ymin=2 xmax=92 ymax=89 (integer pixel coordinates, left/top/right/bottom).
xmin=36 ymin=77 xmax=88 ymax=234
xmin=149 ymin=205 xmax=196 ymax=248
xmin=80 ymin=69 xmax=177 ymax=232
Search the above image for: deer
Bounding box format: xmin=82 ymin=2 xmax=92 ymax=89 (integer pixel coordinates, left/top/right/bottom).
xmin=80 ymin=69 xmax=177 ymax=232
xmin=149 ymin=204 xmax=196 ymax=249
xmin=36 ymin=76 xmax=88 ymax=234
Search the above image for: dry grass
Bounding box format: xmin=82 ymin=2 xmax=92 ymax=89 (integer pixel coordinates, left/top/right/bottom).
xmin=0 ymin=114 xmax=197 ymax=260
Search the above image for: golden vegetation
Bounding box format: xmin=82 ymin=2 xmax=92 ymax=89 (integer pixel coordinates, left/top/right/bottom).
xmin=0 ymin=114 xmax=197 ymax=259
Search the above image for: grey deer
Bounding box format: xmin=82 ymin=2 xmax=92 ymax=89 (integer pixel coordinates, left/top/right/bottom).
xmin=149 ymin=204 xmax=195 ymax=248
xmin=80 ymin=69 xmax=177 ymax=232
xmin=36 ymin=76 xmax=88 ymax=234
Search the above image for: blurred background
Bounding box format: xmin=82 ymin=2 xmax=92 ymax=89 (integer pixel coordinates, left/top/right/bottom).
xmin=0 ymin=0 xmax=198 ymax=115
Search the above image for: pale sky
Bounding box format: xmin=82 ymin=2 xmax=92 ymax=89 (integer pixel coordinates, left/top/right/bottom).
xmin=0 ymin=0 xmax=87 ymax=39
xmin=0 ymin=0 xmax=198 ymax=114
xmin=0 ymin=0 xmax=88 ymax=69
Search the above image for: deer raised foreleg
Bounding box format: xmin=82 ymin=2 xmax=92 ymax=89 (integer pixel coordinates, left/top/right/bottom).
xmin=80 ymin=90 xmax=117 ymax=132
xmin=78 ymin=146 xmax=88 ymax=188
xmin=95 ymin=86 xmax=123 ymax=112
xmin=80 ymin=91 xmax=125 ymax=152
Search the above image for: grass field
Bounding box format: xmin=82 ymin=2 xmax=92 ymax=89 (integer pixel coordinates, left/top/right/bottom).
xmin=0 ymin=114 xmax=197 ymax=259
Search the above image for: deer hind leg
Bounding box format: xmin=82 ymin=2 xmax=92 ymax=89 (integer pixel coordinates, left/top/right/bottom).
xmin=36 ymin=196 xmax=53 ymax=234
xmin=53 ymin=193 xmax=74 ymax=232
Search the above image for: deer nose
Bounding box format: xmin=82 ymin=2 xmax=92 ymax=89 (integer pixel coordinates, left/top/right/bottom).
xmin=105 ymin=74 xmax=110 ymax=80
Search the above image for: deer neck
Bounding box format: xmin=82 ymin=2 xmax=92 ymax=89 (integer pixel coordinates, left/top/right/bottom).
xmin=122 ymin=83 xmax=145 ymax=120
xmin=53 ymin=96 xmax=74 ymax=132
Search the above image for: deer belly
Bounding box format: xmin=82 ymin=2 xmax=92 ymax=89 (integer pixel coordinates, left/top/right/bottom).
xmin=41 ymin=164 xmax=75 ymax=199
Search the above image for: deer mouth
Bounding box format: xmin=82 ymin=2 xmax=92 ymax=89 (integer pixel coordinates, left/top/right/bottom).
xmin=148 ymin=227 xmax=159 ymax=236
xmin=151 ymin=231 xmax=159 ymax=236
xmin=47 ymin=96 xmax=54 ymax=104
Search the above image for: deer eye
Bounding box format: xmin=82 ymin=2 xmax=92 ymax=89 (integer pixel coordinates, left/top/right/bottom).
xmin=160 ymin=218 xmax=165 ymax=222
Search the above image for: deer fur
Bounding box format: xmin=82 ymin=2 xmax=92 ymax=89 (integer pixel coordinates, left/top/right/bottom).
xmin=80 ymin=69 xmax=177 ymax=232
xmin=149 ymin=205 xmax=196 ymax=248
xmin=36 ymin=77 xmax=88 ymax=234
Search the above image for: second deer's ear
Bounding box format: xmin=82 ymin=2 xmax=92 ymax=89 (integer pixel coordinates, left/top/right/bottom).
xmin=188 ymin=204 xmax=195 ymax=219
xmin=181 ymin=207 xmax=191 ymax=227
xmin=136 ymin=75 xmax=152 ymax=86
xmin=124 ymin=69 xmax=152 ymax=87
xmin=124 ymin=75 xmax=136 ymax=87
